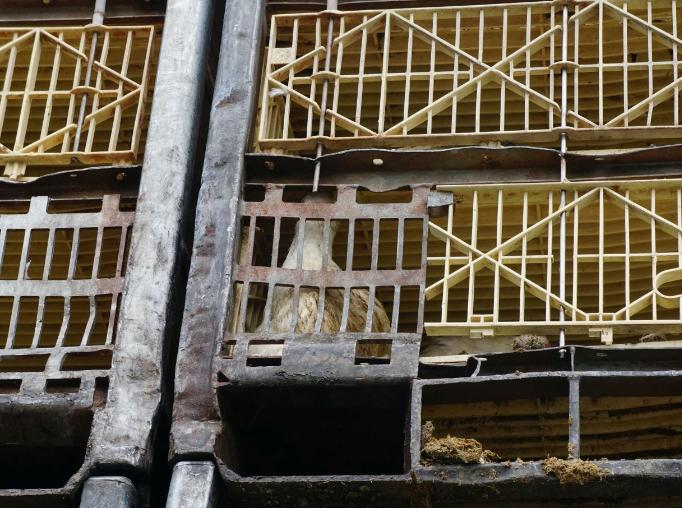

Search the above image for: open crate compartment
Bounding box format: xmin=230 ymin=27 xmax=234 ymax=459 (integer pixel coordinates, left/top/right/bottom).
xmin=217 ymin=383 xmax=411 ymax=476
xmin=210 ymin=362 xmax=682 ymax=507
xmin=211 ymin=382 xmax=413 ymax=508
xmin=0 ymin=166 xmax=137 ymax=491
xmin=219 ymin=182 xmax=429 ymax=383
xmin=416 ymin=376 xmax=571 ymax=464
xmin=410 ymin=370 xmax=682 ymax=504
xmin=579 ymin=375 xmax=682 ymax=460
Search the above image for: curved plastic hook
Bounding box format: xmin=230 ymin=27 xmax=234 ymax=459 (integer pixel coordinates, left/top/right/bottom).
xmin=654 ymin=267 xmax=682 ymax=310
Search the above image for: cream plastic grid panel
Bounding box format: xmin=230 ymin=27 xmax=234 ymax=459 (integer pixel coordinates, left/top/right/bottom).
xmin=0 ymin=194 xmax=133 ymax=378
xmin=426 ymin=179 xmax=682 ymax=343
xmin=0 ymin=25 xmax=155 ymax=179
xmin=257 ymin=0 xmax=682 ymax=153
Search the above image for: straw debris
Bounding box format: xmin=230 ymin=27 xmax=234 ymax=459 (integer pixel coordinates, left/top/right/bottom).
xmin=512 ymin=334 xmax=549 ymax=352
xmin=542 ymin=458 xmax=609 ymax=484
xmin=421 ymin=421 xmax=498 ymax=465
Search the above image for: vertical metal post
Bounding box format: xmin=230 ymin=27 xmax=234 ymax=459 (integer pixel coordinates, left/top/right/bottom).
xmin=165 ymin=462 xmax=218 ymax=508
xmin=568 ymin=376 xmax=580 ymax=459
xmin=80 ymin=477 xmax=138 ymax=508
xmin=89 ymin=0 xmax=214 ymax=472
xmin=72 ymin=0 xmax=107 ymax=153
xmin=559 ymin=4 xmax=569 ymax=347
xmin=313 ymin=0 xmax=339 ymax=190
xmin=171 ymin=0 xmax=264 ymax=457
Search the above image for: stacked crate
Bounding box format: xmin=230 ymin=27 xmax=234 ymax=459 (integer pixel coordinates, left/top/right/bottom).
xmin=0 ymin=1 xmax=211 ymax=506
xmin=170 ymin=1 xmax=682 ymax=506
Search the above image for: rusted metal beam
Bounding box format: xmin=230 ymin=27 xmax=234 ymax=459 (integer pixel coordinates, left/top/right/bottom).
xmin=171 ymin=0 xmax=266 ymax=458
xmin=568 ymin=375 xmax=580 ymax=459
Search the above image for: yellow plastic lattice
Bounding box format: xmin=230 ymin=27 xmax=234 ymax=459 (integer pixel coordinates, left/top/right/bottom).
xmin=0 ymin=25 xmax=156 ymax=179
xmin=426 ymin=179 xmax=682 ymax=344
xmin=257 ymin=1 xmax=682 ymax=153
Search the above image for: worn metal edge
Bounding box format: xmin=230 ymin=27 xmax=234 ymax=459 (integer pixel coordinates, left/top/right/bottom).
xmin=87 ymin=0 xmax=213 ymax=474
xmin=170 ymin=0 xmax=266 ymax=459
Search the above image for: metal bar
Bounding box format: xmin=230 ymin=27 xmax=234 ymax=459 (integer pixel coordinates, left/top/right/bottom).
xmin=391 ymin=285 xmax=400 ymax=334
xmin=165 ymin=462 xmax=217 ymax=508
xmin=261 ymin=282 xmax=274 ymax=333
xmin=651 ymin=188 xmax=657 ymax=319
xmin=5 ymin=297 xmax=20 ymax=349
xmin=346 ymin=217 xmax=355 ymax=272
xmin=568 ymin=375 xmax=581 ymax=459
xmin=572 ymin=190 xmax=579 ymax=322
xmin=559 ymin=2 xmax=569 ymax=346
xmin=545 ymin=191 xmax=553 ymax=320
xmin=82 ymin=295 xmax=98 ymax=346
xmin=105 ymin=293 xmax=119 ymax=345
xmin=313 ymin=1 xmax=339 ymax=190
xmin=80 ymin=476 xmax=138 ymax=508
xmin=678 ymin=188 xmax=682 ymax=321
xmin=31 ymin=295 xmax=45 ymax=348
xmin=43 ymin=228 xmax=56 ymax=280
xmin=396 ymin=217 xmax=405 ymax=271
xmin=17 ymin=227 xmax=31 ymax=280
xmin=67 ymin=228 xmax=81 ymax=280
xmin=417 ymin=217 xmax=428 ymax=332
xmin=55 ymin=297 xmax=70 ymax=348
xmin=92 ymin=227 xmax=104 ymax=278
xmin=625 ymin=189 xmax=631 ymax=320
xmin=365 ymin=285 xmax=376 ymax=332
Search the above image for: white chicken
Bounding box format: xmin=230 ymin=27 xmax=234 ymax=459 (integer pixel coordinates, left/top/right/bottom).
xmin=251 ymin=192 xmax=391 ymax=359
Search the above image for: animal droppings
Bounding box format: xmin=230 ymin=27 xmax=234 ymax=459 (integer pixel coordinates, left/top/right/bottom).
xmin=421 ymin=421 xmax=498 ymax=465
xmin=542 ymin=458 xmax=609 ymax=485
xmin=512 ymin=334 xmax=549 ymax=352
